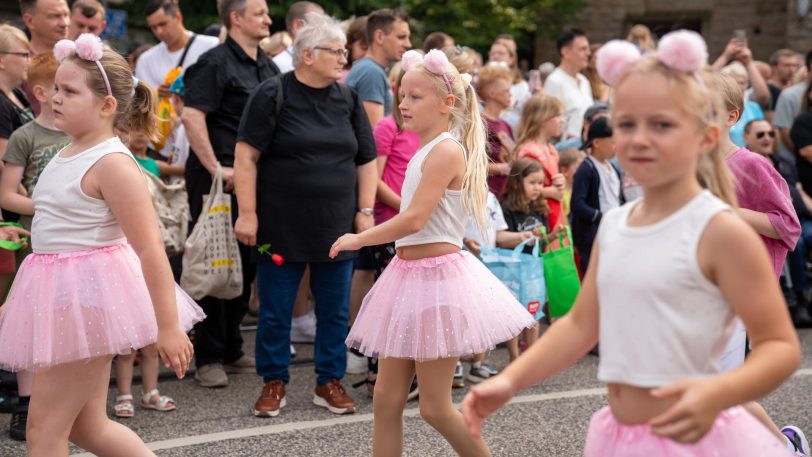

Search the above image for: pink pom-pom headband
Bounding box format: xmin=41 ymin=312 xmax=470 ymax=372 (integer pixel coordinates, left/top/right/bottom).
xmin=596 ymin=29 xmax=708 ymax=88
xmin=401 ymin=49 xmax=470 ymax=94
xmin=54 ymin=34 xmax=112 ymax=97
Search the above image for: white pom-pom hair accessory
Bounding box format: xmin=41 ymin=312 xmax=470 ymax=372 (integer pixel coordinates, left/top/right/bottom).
xmin=657 ymin=30 xmax=708 ymax=74
xmin=400 ymin=49 xmax=457 ymax=94
xmin=52 ymin=33 xmax=112 ymax=97
xmin=596 ymin=40 xmax=641 ymax=87
xmin=596 ymin=29 xmax=710 ymax=88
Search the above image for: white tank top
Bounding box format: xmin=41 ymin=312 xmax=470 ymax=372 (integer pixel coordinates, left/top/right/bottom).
xmin=32 ymin=137 xmax=139 ymax=254
xmin=596 ymin=190 xmax=736 ymax=387
xmin=395 ymin=132 xmax=467 ymax=249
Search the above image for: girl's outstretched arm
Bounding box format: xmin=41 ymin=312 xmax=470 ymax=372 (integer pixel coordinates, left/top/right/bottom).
xmin=91 ymin=153 xmax=193 ymax=379
xmin=0 ymin=164 xmax=33 ymax=215
xmin=462 ymin=242 xmax=601 ymax=437
xmin=330 ymin=139 xmax=464 ymax=257
xmin=649 ymin=211 xmax=800 ymax=443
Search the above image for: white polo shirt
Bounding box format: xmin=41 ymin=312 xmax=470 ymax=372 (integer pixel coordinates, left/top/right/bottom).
xmin=544 ymin=67 xmax=594 ymax=139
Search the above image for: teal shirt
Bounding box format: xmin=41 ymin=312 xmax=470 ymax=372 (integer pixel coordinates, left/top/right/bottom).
xmin=134 ymin=155 xmax=160 ymax=178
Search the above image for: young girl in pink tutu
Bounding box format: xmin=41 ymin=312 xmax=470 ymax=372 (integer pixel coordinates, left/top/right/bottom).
xmin=0 ymin=34 xmax=204 ymax=456
xmin=462 ymin=31 xmax=804 ymax=456
xmin=330 ymin=49 xmax=535 ymax=456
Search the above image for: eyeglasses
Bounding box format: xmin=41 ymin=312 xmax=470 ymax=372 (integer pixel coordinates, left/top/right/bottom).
xmin=756 ymin=130 xmax=776 ymax=139
xmin=314 ymin=47 xmax=348 ymax=59
xmin=0 ymin=51 xmax=31 ymax=58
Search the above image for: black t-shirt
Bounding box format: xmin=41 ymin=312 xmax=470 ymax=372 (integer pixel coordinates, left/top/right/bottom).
xmin=237 ymin=71 xmax=377 ymax=262
xmin=0 ymin=88 xmax=33 ymax=139
xmin=768 ymin=83 xmax=782 ymax=112
xmin=500 ymin=202 xmax=548 ymax=254
xmin=183 ymin=35 xmax=279 ymax=170
xmin=791 ymin=111 xmax=812 ymax=196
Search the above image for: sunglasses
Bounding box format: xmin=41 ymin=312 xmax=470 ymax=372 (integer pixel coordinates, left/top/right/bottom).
xmin=755 ymin=131 xmax=775 ymax=139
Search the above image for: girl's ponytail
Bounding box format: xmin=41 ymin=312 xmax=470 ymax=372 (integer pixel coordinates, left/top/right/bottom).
xmin=120 ymin=79 xmax=158 ymax=143
xmin=459 ymin=83 xmax=489 ymax=233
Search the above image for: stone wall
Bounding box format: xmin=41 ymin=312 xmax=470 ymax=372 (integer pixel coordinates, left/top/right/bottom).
xmin=535 ymin=0 xmax=810 ymax=66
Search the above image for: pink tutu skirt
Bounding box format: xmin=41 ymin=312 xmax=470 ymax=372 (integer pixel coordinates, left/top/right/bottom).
xmin=584 ymin=406 xmax=797 ymax=456
xmin=346 ymin=251 xmax=535 ymax=361
xmin=0 ymin=244 xmax=206 ymax=371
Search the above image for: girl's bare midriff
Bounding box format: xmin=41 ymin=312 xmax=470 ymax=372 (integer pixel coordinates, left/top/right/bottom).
xmin=607 ymin=382 xmax=680 ymax=424
xmin=396 ymin=242 xmax=460 ymax=260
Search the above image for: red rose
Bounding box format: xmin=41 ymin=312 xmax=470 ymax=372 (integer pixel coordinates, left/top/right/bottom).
xmin=271 ymin=254 xmax=284 ymax=266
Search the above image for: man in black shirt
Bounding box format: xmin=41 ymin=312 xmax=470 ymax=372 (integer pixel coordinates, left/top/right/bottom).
xmin=181 ymin=0 xmax=278 ymax=388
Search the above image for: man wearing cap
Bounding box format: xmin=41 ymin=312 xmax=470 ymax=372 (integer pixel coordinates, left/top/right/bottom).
xmin=571 ymin=117 xmax=622 ymax=272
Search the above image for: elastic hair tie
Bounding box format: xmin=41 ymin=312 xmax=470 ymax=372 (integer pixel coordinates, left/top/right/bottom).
xmin=54 ymin=34 xmax=112 ymax=97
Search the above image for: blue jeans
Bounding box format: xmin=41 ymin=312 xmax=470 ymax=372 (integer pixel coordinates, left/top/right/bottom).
xmin=255 ymin=259 xmax=353 ymax=385
xmin=787 ymin=218 xmax=812 ymax=295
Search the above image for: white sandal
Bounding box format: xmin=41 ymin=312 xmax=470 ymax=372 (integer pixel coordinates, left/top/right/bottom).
xmin=114 ymin=394 xmax=135 ymax=418
xmin=140 ymin=389 xmax=176 ymax=412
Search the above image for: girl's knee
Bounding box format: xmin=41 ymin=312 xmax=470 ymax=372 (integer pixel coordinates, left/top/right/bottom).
xmin=418 ymin=400 xmax=455 ymax=427
xmin=373 ymin=388 xmax=407 ymax=416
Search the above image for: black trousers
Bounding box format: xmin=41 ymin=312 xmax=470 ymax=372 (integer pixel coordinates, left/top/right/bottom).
xmin=186 ymin=167 xmax=257 ymax=366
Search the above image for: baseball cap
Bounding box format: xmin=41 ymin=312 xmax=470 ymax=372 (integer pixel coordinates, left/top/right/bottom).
xmin=583 ymin=117 xmax=613 ymax=150
xmin=583 ymin=102 xmax=609 ymax=122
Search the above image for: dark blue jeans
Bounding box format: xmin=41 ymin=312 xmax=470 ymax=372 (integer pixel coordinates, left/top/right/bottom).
xmin=255 ymin=259 xmax=352 ymax=385
xmin=788 ymin=218 xmax=812 ymax=296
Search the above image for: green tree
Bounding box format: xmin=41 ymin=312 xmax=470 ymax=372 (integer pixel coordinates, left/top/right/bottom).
xmin=120 ymin=0 xmax=585 ymax=62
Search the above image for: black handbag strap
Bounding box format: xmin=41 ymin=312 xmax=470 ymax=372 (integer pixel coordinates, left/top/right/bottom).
xmin=176 ymin=33 xmax=197 ymax=68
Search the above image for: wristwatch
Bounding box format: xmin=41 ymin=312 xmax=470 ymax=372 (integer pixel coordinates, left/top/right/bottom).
xmin=358 ymin=208 xmax=373 ymax=216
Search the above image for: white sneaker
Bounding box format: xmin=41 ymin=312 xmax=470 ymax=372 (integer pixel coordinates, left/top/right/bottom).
xmin=346 ymin=349 xmax=367 ymax=374
xmin=291 ymin=313 xmax=316 ymax=343
xmin=290 ymin=344 xmax=297 ymax=358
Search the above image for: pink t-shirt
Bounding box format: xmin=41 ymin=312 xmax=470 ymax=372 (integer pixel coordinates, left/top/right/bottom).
xmin=373 ymin=116 xmax=420 ymax=224
xmin=726 ymin=148 xmax=800 ymax=278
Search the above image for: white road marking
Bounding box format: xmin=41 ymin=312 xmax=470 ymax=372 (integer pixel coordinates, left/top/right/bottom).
xmin=71 ymin=369 xmax=812 ymax=455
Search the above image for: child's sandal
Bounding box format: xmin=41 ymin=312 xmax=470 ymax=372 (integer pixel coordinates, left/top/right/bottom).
xmin=140 ymin=389 xmax=176 ymax=412
xmin=114 ymin=394 xmax=135 ymax=418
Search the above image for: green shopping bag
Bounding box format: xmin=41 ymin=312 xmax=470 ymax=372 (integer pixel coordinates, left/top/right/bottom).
xmin=540 ymin=226 xmax=581 ymax=317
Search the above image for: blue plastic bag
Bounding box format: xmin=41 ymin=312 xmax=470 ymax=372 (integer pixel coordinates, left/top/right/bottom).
xmin=479 ymin=237 xmax=545 ymax=320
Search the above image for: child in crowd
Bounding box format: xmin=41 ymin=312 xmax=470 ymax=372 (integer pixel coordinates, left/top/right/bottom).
xmin=349 ymin=66 xmax=421 ymax=393
xmin=127 ymin=129 xmax=183 ymax=180
xmin=515 ymin=95 xmax=567 ymax=229
xmin=558 ymin=147 xmax=585 ymax=220
xmin=164 ymin=75 xmax=188 ymax=184
xmin=0 ymin=34 xmax=204 ymax=455
xmin=500 ymin=157 xmax=550 ymax=360
xmin=713 ymin=72 xmax=807 ymax=454
xmin=0 ymin=51 xmax=70 ymax=442
xmin=462 ymin=190 xmax=536 ymax=382
xmin=571 ymin=117 xmax=623 ymax=272
xmin=115 ymin=122 xmax=186 ymax=417
xmin=331 ymin=49 xmax=534 ymax=456
xmin=463 ymin=32 xmax=802 ymax=456
xmin=476 ymin=64 xmax=515 ymax=196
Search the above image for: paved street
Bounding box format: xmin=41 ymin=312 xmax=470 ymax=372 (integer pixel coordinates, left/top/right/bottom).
xmin=1 ymin=326 xmax=811 ymax=456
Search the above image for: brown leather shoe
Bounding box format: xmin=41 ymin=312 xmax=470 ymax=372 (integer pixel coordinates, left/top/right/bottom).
xmin=313 ymin=379 xmax=355 ymax=414
xmin=254 ymin=380 xmax=286 ymax=417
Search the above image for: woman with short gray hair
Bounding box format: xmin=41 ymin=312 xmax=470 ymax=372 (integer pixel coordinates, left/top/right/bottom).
xmin=233 ymin=12 xmax=377 ymax=418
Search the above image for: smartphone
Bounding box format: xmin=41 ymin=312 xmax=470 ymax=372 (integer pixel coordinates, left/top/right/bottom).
xmin=734 ymin=29 xmax=747 ymax=42
xmin=528 ymin=69 xmax=541 ymax=94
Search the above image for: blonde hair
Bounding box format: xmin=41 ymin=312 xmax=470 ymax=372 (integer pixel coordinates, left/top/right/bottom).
xmin=514 ymin=94 xmax=563 ymax=150
xmin=614 ymin=57 xmax=737 ymax=206
xmin=713 ymin=72 xmax=744 ymax=121
xmin=408 ymin=60 xmax=489 ymax=232
xmin=0 ymin=24 xmax=30 ymax=53
xmin=443 ymin=46 xmax=473 ymax=76
xmin=63 ymin=48 xmax=158 ymax=141
xmin=627 ymin=24 xmax=655 ymax=52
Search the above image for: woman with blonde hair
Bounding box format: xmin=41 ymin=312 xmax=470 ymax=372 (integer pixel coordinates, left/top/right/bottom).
xmin=626 ymin=24 xmax=655 ymax=52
